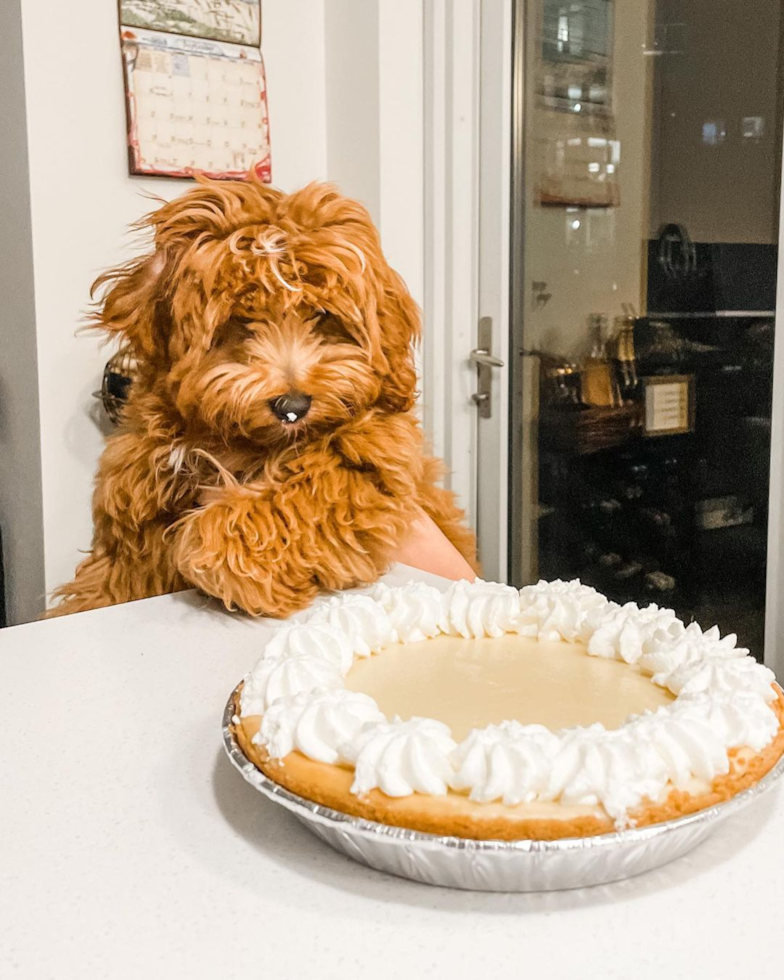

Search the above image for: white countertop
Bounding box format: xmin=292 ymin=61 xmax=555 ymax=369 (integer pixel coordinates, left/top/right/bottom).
xmin=1 ymin=564 xmax=782 ymax=980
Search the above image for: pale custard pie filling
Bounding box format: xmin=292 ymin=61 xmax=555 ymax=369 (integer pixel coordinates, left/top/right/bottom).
xmin=233 ymin=579 xmax=784 ymax=840
xmin=345 ymin=633 xmax=674 ymax=740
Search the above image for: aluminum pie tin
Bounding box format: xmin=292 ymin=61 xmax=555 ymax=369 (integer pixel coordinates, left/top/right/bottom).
xmin=222 ymin=686 xmax=784 ymax=892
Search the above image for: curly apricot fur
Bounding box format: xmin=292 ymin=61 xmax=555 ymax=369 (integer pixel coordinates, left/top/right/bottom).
xmin=50 ymin=177 xmax=477 ymax=618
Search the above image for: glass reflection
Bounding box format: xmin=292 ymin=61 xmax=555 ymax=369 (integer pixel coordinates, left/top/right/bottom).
xmin=512 ymin=0 xmax=781 ymax=661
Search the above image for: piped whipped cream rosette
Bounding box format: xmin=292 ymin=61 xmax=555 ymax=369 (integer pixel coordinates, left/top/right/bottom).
xmin=235 ymin=578 xmax=783 ymax=832
xmin=581 ymin=601 xmax=686 ymax=663
xmin=370 ymin=581 xmax=445 ymax=642
xmin=517 ymin=579 xmax=611 ymax=642
xmin=439 ymin=579 xmax=524 ymax=638
xmin=450 ymin=722 xmax=561 ymax=805
xmin=343 ymin=717 xmax=458 ymax=797
xmin=304 ymin=594 xmax=395 ymax=657
xmin=259 ymin=689 xmax=385 ymax=764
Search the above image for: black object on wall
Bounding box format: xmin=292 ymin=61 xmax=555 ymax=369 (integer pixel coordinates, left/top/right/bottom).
xmin=647 ymin=236 xmax=778 ymax=314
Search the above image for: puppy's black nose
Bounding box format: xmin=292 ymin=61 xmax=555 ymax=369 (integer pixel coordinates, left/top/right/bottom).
xmin=269 ymin=392 xmax=312 ymax=423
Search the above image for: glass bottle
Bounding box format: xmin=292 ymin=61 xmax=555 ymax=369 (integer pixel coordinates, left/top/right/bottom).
xmin=581 ymin=314 xmax=621 ymax=407
xmin=613 ymin=314 xmax=638 ymax=401
xmin=643 ymin=320 xmax=683 ymax=375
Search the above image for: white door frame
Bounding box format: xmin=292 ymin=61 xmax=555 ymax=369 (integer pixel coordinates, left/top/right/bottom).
xmin=764 ymin=152 xmax=784 ymax=677
xmin=422 ymin=0 xmax=512 ymax=581
xmin=422 ymin=0 xmax=480 ymax=531
xmin=475 ymin=0 xmax=513 ymax=582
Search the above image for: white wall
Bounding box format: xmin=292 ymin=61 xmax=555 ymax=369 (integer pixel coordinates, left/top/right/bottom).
xmin=264 ymin=0 xmax=328 ymax=190
xmin=5 ymin=0 xmax=423 ymax=619
xmin=20 ymin=3 xmax=187 ymax=602
xmin=325 ymin=2 xmax=382 ymax=222
xmin=324 ymin=0 xmax=424 ymax=308
xmin=378 ymin=1 xmax=425 ymax=309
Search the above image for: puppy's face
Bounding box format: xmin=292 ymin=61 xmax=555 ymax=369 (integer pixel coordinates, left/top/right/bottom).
xmin=174 ymin=308 xmax=382 ymax=444
xmin=95 ymin=179 xmax=419 ymax=445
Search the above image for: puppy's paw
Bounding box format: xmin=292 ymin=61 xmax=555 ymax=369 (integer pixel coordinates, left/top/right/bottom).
xmin=173 ymin=499 xmax=318 ymax=617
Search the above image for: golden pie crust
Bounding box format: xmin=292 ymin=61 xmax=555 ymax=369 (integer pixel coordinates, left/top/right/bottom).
xmin=232 ymin=684 xmax=784 ymax=841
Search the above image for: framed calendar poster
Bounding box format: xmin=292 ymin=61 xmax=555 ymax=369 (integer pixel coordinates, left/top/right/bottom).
xmin=119 ymin=1 xmax=261 ymax=47
xmin=120 ymin=26 xmax=271 ymax=180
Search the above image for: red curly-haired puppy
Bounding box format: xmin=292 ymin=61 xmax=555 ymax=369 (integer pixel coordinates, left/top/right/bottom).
xmin=50 ymin=178 xmax=477 ymax=618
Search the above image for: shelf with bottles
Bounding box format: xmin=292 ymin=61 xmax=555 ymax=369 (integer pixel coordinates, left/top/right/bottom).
xmin=537 ymin=434 xmax=699 ymax=606
xmin=537 ymin=514 xmax=687 ymax=607
xmin=537 ymin=449 xmax=767 ymax=647
xmin=538 ymin=312 xmax=692 ymax=456
xmin=535 ymin=308 xmax=773 ymax=642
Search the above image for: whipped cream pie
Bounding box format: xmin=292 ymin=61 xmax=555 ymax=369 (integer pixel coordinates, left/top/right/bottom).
xmin=232 ymin=580 xmax=784 ymax=839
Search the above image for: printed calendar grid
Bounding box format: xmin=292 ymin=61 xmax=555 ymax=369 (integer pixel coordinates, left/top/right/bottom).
xmin=121 ymin=26 xmax=271 ymax=181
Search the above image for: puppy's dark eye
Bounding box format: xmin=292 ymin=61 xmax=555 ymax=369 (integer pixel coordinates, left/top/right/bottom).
xmin=211 ymin=318 xmax=254 ymax=349
xmin=315 ymin=313 xmax=358 ymax=344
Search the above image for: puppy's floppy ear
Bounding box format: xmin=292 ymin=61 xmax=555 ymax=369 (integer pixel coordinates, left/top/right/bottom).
xmin=90 ymin=248 xmax=174 ymax=362
xmin=375 ymin=266 xmax=421 ymax=413
xmin=90 ymin=178 xmax=282 ymax=360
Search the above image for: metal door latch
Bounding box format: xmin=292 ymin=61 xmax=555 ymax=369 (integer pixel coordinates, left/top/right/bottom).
xmin=470 ymin=317 xmax=504 ymax=418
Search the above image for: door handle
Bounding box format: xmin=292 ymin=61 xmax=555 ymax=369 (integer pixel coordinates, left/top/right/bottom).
xmin=470 ymin=348 xmax=505 ymax=369
xmin=471 ymin=317 xmax=503 ymax=418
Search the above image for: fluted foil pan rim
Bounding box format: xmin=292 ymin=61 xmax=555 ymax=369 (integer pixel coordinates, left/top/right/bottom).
xmin=222 ymin=684 xmax=784 ymax=855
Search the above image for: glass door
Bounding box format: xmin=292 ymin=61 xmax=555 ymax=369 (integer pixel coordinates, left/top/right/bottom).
xmin=509 ymin=0 xmax=783 ymax=663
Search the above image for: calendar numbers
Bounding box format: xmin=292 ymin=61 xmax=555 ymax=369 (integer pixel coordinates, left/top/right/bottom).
xmin=122 ymin=28 xmax=270 ymax=181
